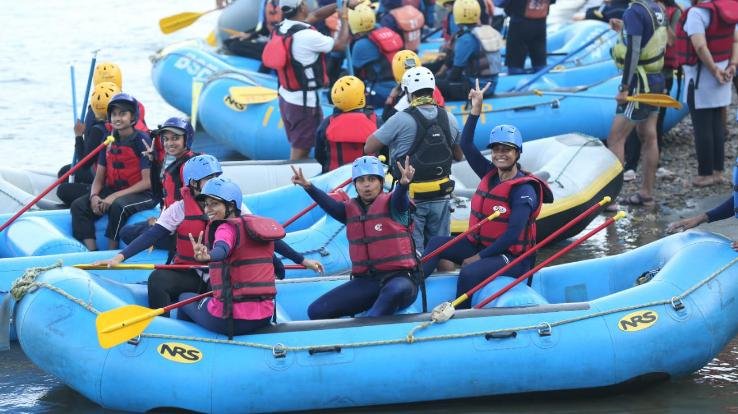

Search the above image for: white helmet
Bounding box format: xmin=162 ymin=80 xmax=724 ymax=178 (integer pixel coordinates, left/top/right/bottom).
xmin=402 ymin=66 xmax=436 ymax=95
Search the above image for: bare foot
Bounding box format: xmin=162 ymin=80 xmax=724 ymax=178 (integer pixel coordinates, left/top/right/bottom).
xmin=692 ymin=175 xmax=714 ymax=187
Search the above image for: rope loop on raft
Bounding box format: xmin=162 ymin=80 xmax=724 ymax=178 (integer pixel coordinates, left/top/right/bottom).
xmin=10 ymin=260 xmax=63 ymax=300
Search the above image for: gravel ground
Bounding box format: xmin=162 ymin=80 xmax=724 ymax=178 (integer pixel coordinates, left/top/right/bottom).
xmin=621 ymin=91 xmax=738 ymax=213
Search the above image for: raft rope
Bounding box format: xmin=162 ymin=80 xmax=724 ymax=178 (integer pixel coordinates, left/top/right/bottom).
xmin=12 ymin=255 xmax=738 ymax=356
xmin=296 ymin=224 xmax=346 ymax=257
xmin=548 ymin=138 xmax=601 ymax=187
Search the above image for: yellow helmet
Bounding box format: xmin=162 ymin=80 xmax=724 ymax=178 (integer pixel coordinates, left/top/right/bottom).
xmin=453 ymin=0 xmax=481 ymax=25
xmin=90 ymin=82 xmax=122 ymax=120
xmin=391 ymin=50 xmax=421 ymax=83
xmin=93 ymin=62 xmax=122 ymax=89
xmin=331 ymin=76 xmax=366 ymax=112
xmin=348 ymin=4 xmax=376 ymax=34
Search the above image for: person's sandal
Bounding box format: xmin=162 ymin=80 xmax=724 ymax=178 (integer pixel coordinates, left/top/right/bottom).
xmin=619 ymin=193 xmax=655 ymax=207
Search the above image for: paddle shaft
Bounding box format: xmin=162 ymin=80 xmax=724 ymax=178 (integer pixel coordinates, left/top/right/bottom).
xmin=421 ymin=212 xmax=500 ymax=264
xmin=451 ymin=196 xmax=611 ymax=308
xmin=163 ymin=291 xmax=213 ymax=313
xmin=282 ymin=177 xmax=353 ymax=228
xmin=535 ymin=91 xmax=680 ymax=108
xmin=0 ymin=136 xmax=114 ymax=233
xmin=511 ymin=28 xmax=610 ymax=92
xmin=70 ymin=65 xmax=78 ymax=123
xmin=77 ymin=263 xmax=307 ymax=270
xmin=474 ymin=211 xmax=625 ymax=308
xmin=72 ymin=51 xmax=98 ymax=170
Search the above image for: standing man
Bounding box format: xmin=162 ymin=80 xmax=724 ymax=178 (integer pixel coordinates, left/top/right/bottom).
xmin=364 ymin=66 xmax=464 ymax=253
xmin=263 ymin=0 xmax=352 ymax=160
xmin=607 ymin=0 xmax=668 ymax=207
xmin=501 ymin=0 xmax=555 ymax=74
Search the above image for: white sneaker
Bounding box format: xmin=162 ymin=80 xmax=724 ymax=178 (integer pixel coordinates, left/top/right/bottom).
xmin=623 ymin=169 xmax=637 ymax=182
xmin=656 ymin=167 xmax=674 ymax=179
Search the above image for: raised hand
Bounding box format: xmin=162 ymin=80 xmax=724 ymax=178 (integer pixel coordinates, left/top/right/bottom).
xmin=141 ymin=138 xmax=154 ymax=161
xmin=468 ymin=78 xmax=491 ymax=116
xmin=396 ymin=155 xmax=415 ymax=186
xmin=290 ymin=165 xmax=311 ymax=188
xmin=189 ymin=231 xmax=210 ymax=262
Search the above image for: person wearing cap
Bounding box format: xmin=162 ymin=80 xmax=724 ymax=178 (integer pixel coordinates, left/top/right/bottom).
xmin=268 ymin=0 xmax=354 ymax=160
xmin=365 ymin=66 xmax=463 ymax=253
xmin=291 ymin=155 xmax=421 ymax=318
xmin=70 ymin=93 xmax=157 ymax=251
xmin=420 ymin=80 xmax=553 ymax=307
xmin=314 ymin=76 xmax=379 ymax=173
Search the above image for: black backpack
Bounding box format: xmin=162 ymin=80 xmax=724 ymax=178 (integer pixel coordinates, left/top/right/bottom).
xmin=396 ymin=106 xmax=454 ymax=183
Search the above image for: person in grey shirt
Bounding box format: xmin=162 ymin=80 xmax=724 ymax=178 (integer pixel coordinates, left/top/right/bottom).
xmin=365 ymin=66 xmax=464 ymax=254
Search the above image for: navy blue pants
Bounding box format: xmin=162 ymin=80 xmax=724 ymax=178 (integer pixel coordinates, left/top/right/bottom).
xmin=177 ymin=293 xmax=272 ymax=336
xmin=307 ymin=274 xmax=418 ymax=319
xmin=422 ymin=236 xmax=532 ymax=309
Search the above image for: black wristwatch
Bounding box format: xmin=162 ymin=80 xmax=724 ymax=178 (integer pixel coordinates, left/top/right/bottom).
xmin=618 ymin=84 xmax=629 ymax=92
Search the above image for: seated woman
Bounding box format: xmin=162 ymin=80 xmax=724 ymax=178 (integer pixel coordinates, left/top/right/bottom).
xmin=291 ymin=155 xmax=420 ymax=319
xmin=421 ymin=80 xmax=553 ymax=308
xmin=180 ymin=177 xmax=322 ymax=337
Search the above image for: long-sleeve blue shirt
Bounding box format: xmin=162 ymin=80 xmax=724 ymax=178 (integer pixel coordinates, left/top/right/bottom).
xmin=461 ymin=114 xmax=538 ymax=259
xmin=305 ymin=182 xmax=412 ymax=226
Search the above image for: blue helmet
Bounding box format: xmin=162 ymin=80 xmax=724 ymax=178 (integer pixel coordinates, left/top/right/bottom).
xmin=351 ymin=156 xmax=385 ymax=182
xmin=155 ymin=117 xmax=195 ymax=148
xmin=107 ymin=92 xmax=139 ymax=123
xmin=182 ymin=154 xmax=222 ymax=186
xmin=488 ymin=124 xmax=523 ymax=153
xmin=196 ymin=177 xmax=243 ymax=211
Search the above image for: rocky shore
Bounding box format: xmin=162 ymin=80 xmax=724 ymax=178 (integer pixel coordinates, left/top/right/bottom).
xmin=621 ymin=93 xmax=738 ymax=219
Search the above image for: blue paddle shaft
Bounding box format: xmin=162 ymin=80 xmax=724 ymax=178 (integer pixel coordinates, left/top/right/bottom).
xmin=70 ymin=65 xmax=78 ymax=123
xmin=72 ymin=52 xmax=98 ymax=170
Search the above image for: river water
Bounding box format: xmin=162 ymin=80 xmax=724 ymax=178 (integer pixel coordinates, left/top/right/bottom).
xmin=2 ymin=0 xmax=738 ymax=412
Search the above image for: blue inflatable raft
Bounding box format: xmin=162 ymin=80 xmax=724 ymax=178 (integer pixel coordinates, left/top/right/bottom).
xmin=10 ymin=231 xmax=738 ymax=412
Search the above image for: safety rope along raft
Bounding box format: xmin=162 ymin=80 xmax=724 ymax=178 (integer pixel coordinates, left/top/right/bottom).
xmin=10 ymin=253 xmax=738 ymax=355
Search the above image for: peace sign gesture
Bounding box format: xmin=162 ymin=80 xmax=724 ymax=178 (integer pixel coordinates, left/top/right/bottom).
xmin=141 ymin=138 xmax=154 ymax=161
xmin=396 ymin=155 xmax=415 ymax=186
xmin=290 ymin=165 xmax=312 ymax=188
xmin=189 ymin=231 xmax=210 ymax=262
xmin=467 ymin=78 xmax=491 ymax=116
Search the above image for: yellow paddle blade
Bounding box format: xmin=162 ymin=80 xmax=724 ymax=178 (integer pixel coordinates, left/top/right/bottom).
xmin=96 ymin=304 xmax=164 ymax=349
xmin=205 ymin=30 xmax=217 ymax=46
xmin=159 ymin=9 xmax=216 ymax=34
xmin=229 ymin=86 xmax=279 ymax=105
xmin=627 ymin=93 xmax=682 ymax=109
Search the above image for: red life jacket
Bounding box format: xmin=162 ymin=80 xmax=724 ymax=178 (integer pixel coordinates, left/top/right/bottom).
xmin=663 ymin=5 xmax=681 ymax=70
xmin=675 ymin=0 xmax=738 ymax=67
xmin=389 ymin=5 xmax=425 ymax=51
xmin=524 ymin=0 xmax=550 ymax=19
xmin=325 ymin=111 xmax=378 ymax=171
xmin=173 ymin=187 xmax=208 ymax=265
xmin=104 ymin=132 xmax=146 ymax=191
xmin=262 ymin=22 xmax=329 ymax=93
xmin=367 ymin=27 xmax=405 ymax=65
xmin=466 ymin=169 xmax=548 ymax=256
xmin=206 ymin=215 xmax=285 ymax=318
xmin=161 ymin=150 xmax=197 ymax=208
xmin=344 ymin=192 xmax=418 ymax=275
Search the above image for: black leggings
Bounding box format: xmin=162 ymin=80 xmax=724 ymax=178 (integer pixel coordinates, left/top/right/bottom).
xmin=148 ymin=269 xmax=206 ymax=316
xmin=687 ymin=81 xmax=725 ymax=176
xmin=505 ymin=18 xmax=547 ymax=72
